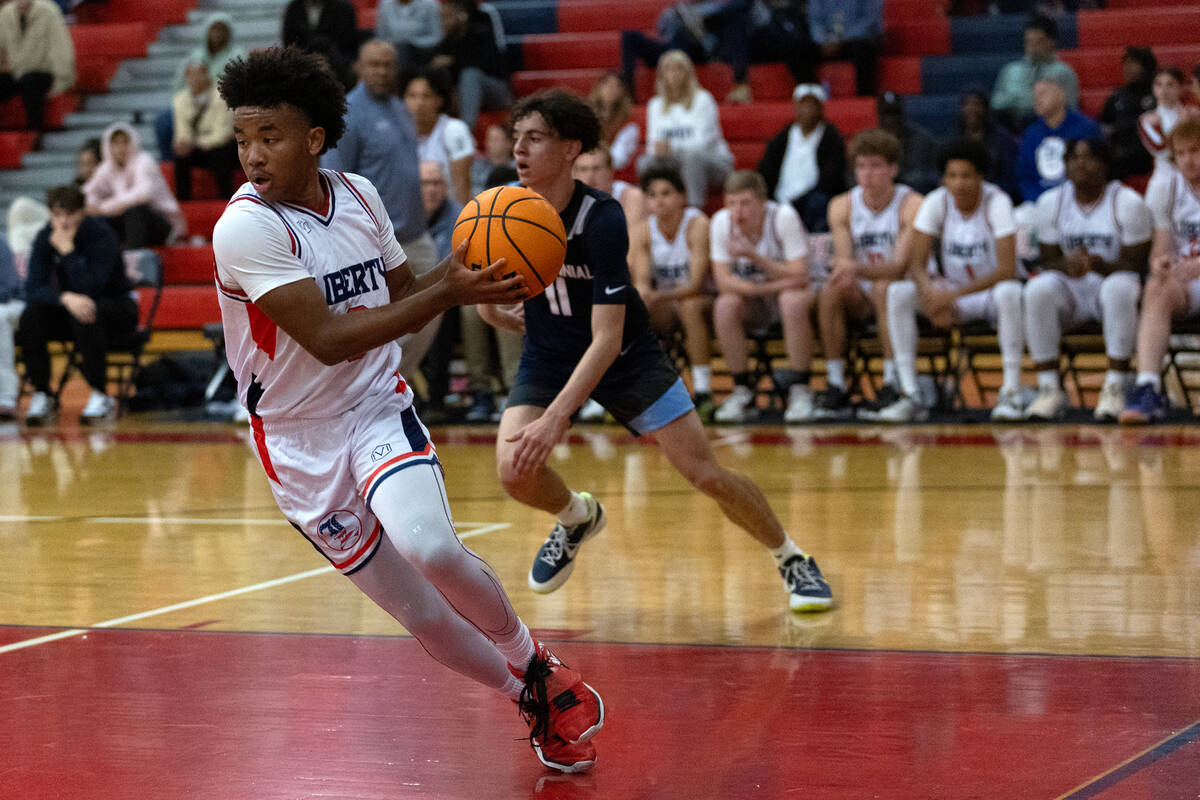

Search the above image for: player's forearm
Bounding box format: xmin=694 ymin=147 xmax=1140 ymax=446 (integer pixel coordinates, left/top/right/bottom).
xmin=308 ymin=286 xmax=453 ymax=365
xmin=546 ymin=334 xmax=621 ymax=419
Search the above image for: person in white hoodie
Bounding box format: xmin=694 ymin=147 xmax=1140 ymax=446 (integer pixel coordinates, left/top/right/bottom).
xmin=637 ymin=48 xmax=734 ymax=208
xmin=83 ymin=122 xmax=186 ymax=248
xmin=0 ymin=0 xmax=74 ymax=141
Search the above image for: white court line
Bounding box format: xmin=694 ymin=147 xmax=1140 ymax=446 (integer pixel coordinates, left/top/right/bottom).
xmin=0 ymin=521 xmax=510 ymax=655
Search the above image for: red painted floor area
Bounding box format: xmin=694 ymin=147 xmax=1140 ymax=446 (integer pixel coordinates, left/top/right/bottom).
xmin=2 ymin=628 xmax=1198 ymax=800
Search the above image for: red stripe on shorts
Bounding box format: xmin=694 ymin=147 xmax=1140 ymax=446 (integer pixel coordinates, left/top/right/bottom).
xmin=250 ymin=415 xmax=281 ymax=484
xmin=361 ymin=442 xmax=434 ymax=497
xmin=329 ymin=520 xmax=381 ymax=571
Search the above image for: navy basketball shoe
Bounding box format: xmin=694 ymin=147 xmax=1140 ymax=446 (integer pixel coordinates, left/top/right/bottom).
xmin=528 ymin=492 xmax=606 ymax=593
xmin=780 ymin=554 xmax=834 ymax=612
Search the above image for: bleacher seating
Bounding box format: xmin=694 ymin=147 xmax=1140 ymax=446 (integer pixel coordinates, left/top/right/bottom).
xmin=0 ymin=0 xmax=1197 ymax=412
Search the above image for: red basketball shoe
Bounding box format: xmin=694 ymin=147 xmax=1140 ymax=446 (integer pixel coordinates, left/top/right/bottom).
xmin=515 ymin=641 xmax=605 ymax=746
xmin=530 ymin=730 xmax=597 ymax=774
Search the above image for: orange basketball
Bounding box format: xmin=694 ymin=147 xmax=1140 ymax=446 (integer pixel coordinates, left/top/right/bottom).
xmin=452 ymin=185 xmax=567 ymax=297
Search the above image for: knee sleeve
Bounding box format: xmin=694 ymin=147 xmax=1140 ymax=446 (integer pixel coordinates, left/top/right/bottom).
xmin=1099 ymin=272 xmax=1141 ymax=360
xmin=1023 ymin=274 xmax=1066 ymax=362
xmin=992 ymin=280 xmax=1024 ymax=361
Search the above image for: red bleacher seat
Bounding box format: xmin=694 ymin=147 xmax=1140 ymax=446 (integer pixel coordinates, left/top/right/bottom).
xmin=179 ymin=201 xmax=228 ymax=240
xmin=1061 ymin=45 xmax=1199 ymax=90
xmin=512 ymin=68 xmax=604 ymax=98
xmin=1076 ymin=8 xmax=1200 ymax=49
xmin=729 ymin=140 xmax=767 ymax=170
xmin=520 ymin=32 xmax=621 ymax=72
xmin=884 ymin=0 xmax=948 ymax=23
xmin=159 ymin=163 xmax=246 ymax=203
xmin=0 ymin=93 xmax=78 ymax=131
xmin=75 ymin=0 xmax=191 ymax=25
xmin=0 ymin=131 xmax=36 ymax=168
xmin=156 ymin=244 xmax=215 ymax=285
xmin=878 ymin=56 xmax=922 ymax=95
xmin=150 ymin=285 xmax=221 ymax=330
xmin=556 ymin=0 xmax=667 ymax=34
xmin=70 ymin=22 xmax=151 ymax=60
xmin=360 ymin=6 xmax=377 ymax=30
xmin=885 ymin=19 xmax=951 ymax=57
xmin=74 ymin=57 xmax=121 ymax=94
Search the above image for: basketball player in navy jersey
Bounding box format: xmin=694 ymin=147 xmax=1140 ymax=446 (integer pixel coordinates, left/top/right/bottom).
xmin=479 ymin=90 xmax=832 ymax=612
xmin=211 ymin=48 xmax=602 ymax=773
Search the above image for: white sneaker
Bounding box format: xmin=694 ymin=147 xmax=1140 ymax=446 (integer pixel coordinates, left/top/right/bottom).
xmin=875 ymin=394 xmax=928 ymax=423
xmin=1024 ymin=385 xmax=1068 ymax=420
xmin=80 ymin=391 xmax=115 ymax=424
xmin=578 ymin=398 xmax=606 ymax=422
xmin=990 ymin=388 xmax=1026 ymax=421
xmin=714 ymin=385 xmax=754 ymax=423
xmin=24 ymin=391 xmax=55 ymax=426
xmin=783 ymin=385 xmax=815 ymax=423
xmin=1094 ymin=381 xmax=1126 ymax=421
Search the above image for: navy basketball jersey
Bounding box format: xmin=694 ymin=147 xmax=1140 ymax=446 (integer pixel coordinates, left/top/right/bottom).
xmin=523 ymin=180 xmax=653 ymax=363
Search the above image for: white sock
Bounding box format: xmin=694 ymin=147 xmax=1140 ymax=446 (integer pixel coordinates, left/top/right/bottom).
xmin=882 ymin=359 xmax=897 ymax=387
xmin=493 ymin=623 xmax=536 ymax=677
xmin=500 ymin=672 xmax=525 ymax=701
xmin=557 ymin=491 xmax=590 ymax=525
xmin=1105 ymin=369 xmax=1131 ymax=387
xmin=692 ymin=364 xmax=711 ymax=394
xmin=1037 ymin=370 xmax=1058 ymax=390
xmin=887 ymin=282 xmax=920 ymax=397
xmin=769 ymin=536 xmax=804 ymax=565
xmin=1136 ymin=372 xmax=1160 ymax=389
xmin=826 ymin=359 xmax=845 ymax=390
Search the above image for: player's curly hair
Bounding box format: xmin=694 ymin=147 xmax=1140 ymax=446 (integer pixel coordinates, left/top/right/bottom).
xmin=510 ymin=90 xmax=600 ymax=154
xmin=217 ymin=46 xmax=346 ymax=154
xmin=937 ymin=138 xmax=991 ymax=177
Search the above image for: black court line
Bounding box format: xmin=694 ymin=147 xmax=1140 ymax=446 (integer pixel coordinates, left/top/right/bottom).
xmin=1057 ymin=720 xmax=1200 ymax=799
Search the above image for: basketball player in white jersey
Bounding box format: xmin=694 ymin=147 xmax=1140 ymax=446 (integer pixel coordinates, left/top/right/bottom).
xmin=628 ymin=161 xmax=715 ymax=419
xmin=878 ymin=139 xmax=1027 ymax=422
xmin=572 ymin=147 xmax=647 ymax=226
xmin=1024 ymin=137 xmax=1151 ymax=420
xmin=711 ymin=170 xmax=816 ymax=424
xmin=211 ymin=47 xmax=604 ymax=773
xmin=1121 ymin=118 xmax=1200 ymax=423
xmin=818 ymin=128 xmax=923 ymax=419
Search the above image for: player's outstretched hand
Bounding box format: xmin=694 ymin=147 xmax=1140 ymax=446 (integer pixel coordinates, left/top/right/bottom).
xmin=441 ymin=240 xmax=530 ymax=307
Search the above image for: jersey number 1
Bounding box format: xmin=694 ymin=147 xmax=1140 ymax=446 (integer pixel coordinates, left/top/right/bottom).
xmin=545 ymin=277 xmax=573 ymax=316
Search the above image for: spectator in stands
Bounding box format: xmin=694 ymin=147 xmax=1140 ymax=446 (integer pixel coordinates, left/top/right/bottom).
xmin=619 ymin=2 xmax=713 ymax=98
xmin=429 ymin=0 xmax=509 ymax=130
xmin=1017 ymin=76 xmax=1100 ymax=203
xmin=418 ymin=160 xmax=463 ymax=423
xmin=588 ymin=72 xmax=639 ymax=171
xmin=6 ymin=193 xmax=48 ymax=258
xmin=157 ymin=12 xmax=245 ymax=162
xmin=403 ymin=66 xmax=474 ymax=205
xmin=876 ymin=91 xmax=940 ymax=194
xmin=638 ymin=49 xmax=733 ymax=209
xmin=376 ymin=0 xmax=442 ymax=68
xmin=74 ymin=137 xmax=101 ymax=187
xmin=574 ymin=148 xmax=646 ymax=227
xmin=817 ymin=128 xmax=923 ymax=420
xmin=19 ymin=185 xmax=137 ymax=426
xmin=958 ymin=89 xmax=1021 ymax=202
xmin=0 ymin=235 xmax=20 ymax=421
xmin=806 ymin=0 xmax=882 ymax=98
xmin=171 ymin=61 xmax=237 ymax=201
xmin=1100 ymin=46 xmax=1157 ymax=180
xmin=991 ymin=14 xmax=1080 ymax=133
xmin=877 ymin=139 xmax=1026 ymax=423
xmin=471 ymin=123 xmax=513 ymax=196
xmin=0 ymin=0 xmax=74 ymax=146
xmin=1024 ymin=137 xmax=1151 ymax=421
xmin=711 ymin=170 xmax=816 ymax=424
xmin=1120 ymin=120 xmax=1200 ymax=424
xmin=282 ymin=0 xmax=360 ymax=90
xmin=83 ymin=122 xmax=186 ymax=248
xmin=1139 ymin=66 xmax=1200 ymax=198
xmin=628 ymin=161 xmax=715 ymax=420
xmin=322 ymin=39 xmax=441 ymax=387
xmin=758 ymin=83 xmax=847 ymax=233
xmin=707 ymin=0 xmax=817 ymax=104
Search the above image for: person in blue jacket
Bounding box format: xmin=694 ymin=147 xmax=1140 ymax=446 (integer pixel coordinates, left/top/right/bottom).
xmin=1017 ymin=76 xmax=1101 ymax=203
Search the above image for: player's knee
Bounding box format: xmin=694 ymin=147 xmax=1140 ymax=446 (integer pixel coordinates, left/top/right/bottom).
xmin=1023 ymin=274 xmax=1056 ymax=309
xmin=1100 ymin=272 xmax=1140 ymax=310
xmin=713 ymin=293 xmax=743 ymax=323
xmin=395 ymin=518 xmax=464 ymax=581
xmin=888 ymin=280 xmax=916 ymax=309
xmin=993 ymin=280 xmax=1022 ymax=313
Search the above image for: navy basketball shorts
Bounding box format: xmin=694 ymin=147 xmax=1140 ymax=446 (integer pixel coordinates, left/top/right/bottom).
xmin=510 ymin=336 xmax=694 ymax=436
xmin=248 ymin=390 xmax=438 ymax=574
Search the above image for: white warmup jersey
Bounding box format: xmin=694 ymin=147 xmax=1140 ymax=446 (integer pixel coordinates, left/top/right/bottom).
xmin=1036 ymin=180 xmax=1152 ymax=263
xmin=915 ymin=182 xmax=1016 ymax=287
xmin=213 ymin=170 xmax=410 ymax=422
xmin=1150 ymin=170 xmax=1200 ymax=259
xmin=711 ymin=200 xmax=809 ymax=282
xmin=849 ymin=184 xmax=914 ymax=266
xmin=650 ymin=207 xmax=702 ymax=290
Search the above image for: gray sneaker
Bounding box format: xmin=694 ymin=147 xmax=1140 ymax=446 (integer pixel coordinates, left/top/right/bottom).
xmin=875 ymin=394 xmax=929 ymax=423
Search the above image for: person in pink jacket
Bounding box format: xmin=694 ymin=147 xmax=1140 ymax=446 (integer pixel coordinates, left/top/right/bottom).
xmin=83 ymin=122 xmax=186 ymax=248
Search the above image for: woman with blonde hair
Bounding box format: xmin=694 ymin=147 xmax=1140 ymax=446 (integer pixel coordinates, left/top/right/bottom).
xmin=637 ymin=49 xmax=734 ymax=207
xmin=587 ymin=72 xmax=640 ymax=171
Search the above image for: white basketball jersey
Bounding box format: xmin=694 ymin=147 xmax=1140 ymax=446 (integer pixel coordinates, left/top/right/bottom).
xmin=939 ymin=184 xmax=1005 ymax=286
xmin=213 ymin=170 xmax=410 ymax=422
xmin=849 ymin=184 xmax=913 ymax=265
xmin=1164 ymin=170 xmax=1200 ymax=259
xmin=1050 ymin=180 xmax=1125 ymax=264
xmin=733 ymin=201 xmax=786 ymax=281
xmin=650 ymin=207 xmax=701 ymax=290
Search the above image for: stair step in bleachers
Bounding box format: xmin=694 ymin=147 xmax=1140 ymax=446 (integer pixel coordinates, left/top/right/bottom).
xmin=556 ymin=0 xmax=669 ymax=34
xmin=157 ymin=244 xmax=215 ymax=285
xmin=75 ymin=0 xmax=192 ymax=26
xmin=41 ymin=125 xmax=153 ymax=154
xmin=180 ymin=200 xmax=228 ymax=239
xmin=85 ymin=90 xmax=176 ymax=115
xmin=0 ymin=94 xmax=79 ymax=131
xmin=0 ymin=133 xmax=37 ymax=169
xmin=948 ymin=13 xmax=1076 ymax=54
xmin=518 ymin=32 xmax=620 ymax=72
xmin=1076 ymin=8 xmax=1200 ymax=49
xmin=1062 ymin=45 xmax=1199 ymax=90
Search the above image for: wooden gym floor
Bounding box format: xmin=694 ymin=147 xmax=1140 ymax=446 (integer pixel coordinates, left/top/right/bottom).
xmin=1 ymin=412 xmax=1198 ymax=799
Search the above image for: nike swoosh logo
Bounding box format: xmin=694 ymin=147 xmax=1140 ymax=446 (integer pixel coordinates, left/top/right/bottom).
xmin=619 ymin=342 xmax=635 ymax=356
xmin=604 ymin=285 xmax=624 ymax=295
